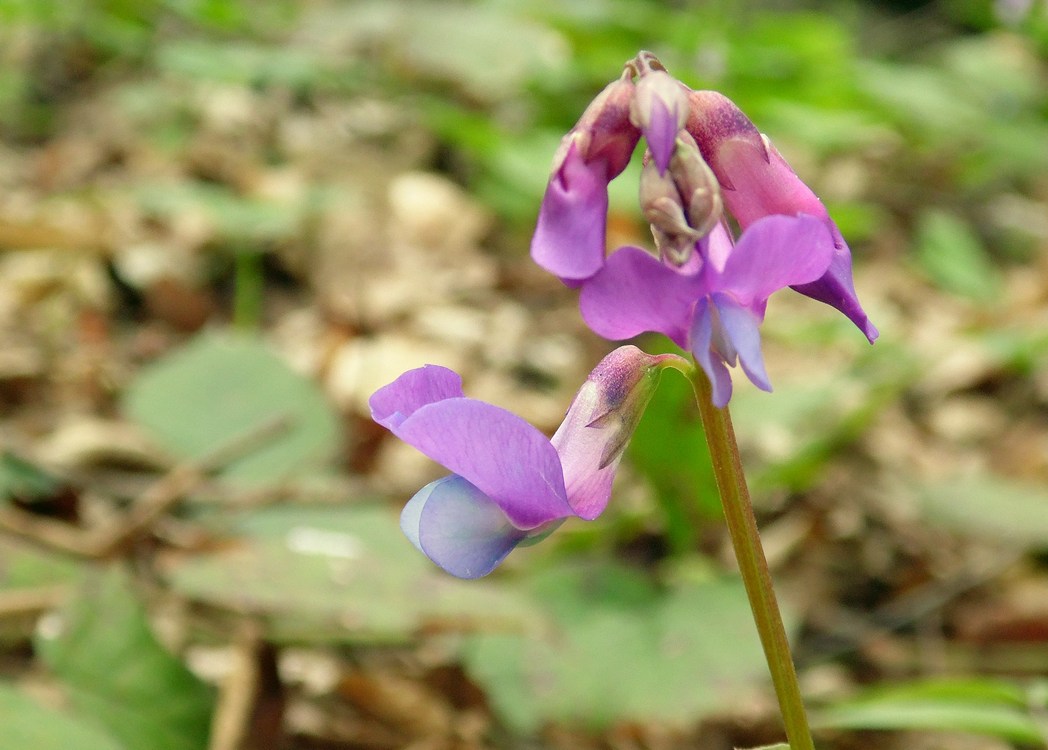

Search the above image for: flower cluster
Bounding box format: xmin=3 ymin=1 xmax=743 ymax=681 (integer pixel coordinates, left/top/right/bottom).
xmin=532 ymin=52 xmax=877 ymax=406
xmin=372 ymin=52 xmax=878 ymax=577
xmin=370 ymin=347 xmax=681 ymax=578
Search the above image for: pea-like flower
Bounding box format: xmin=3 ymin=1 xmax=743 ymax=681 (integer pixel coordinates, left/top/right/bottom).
xmin=580 ymin=215 xmax=834 ymax=407
xmin=530 ymin=52 xmax=877 ymax=346
xmin=686 ymin=90 xmax=879 ymax=343
xmin=369 ymin=346 xmax=680 ymax=578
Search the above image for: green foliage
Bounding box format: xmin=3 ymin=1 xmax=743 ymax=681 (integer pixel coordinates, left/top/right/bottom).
xmin=627 ymin=343 xmax=720 ymax=552
xmin=914 ymin=209 xmax=1003 ymax=301
xmin=0 ymin=452 xmax=64 ymax=504
xmin=462 ymin=562 xmax=775 ymax=731
xmin=165 ymin=503 xmax=537 ymax=644
xmin=813 ymin=677 xmax=1048 ymax=744
xmin=123 ymin=331 xmax=341 ymax=484
xmin=0 ymin=682 xmax=125 ymax=750
xmin=919 ymin=473 xmax=1048 ymax=549
xmin=35 ymin=568 xmax=215 ymax=750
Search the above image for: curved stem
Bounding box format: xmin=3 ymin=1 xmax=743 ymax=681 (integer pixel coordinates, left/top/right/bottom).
xmin=689 ymin=369 xmax=815 ymax=750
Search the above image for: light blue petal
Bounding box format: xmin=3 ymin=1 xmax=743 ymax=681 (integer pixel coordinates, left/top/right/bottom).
xmin=690 ymin=297 xmax=734 ymax=408
xmin=414 ymin=475 xmax=529 ymax=579
xmin=712 ymin=293 xmax=771 ymax=393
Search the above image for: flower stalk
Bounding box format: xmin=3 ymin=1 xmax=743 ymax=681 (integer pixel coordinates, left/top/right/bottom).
xmin=689 ymin=366 xmax=816 ymax=750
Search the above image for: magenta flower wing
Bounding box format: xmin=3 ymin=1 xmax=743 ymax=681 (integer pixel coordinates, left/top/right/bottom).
xmin=390 ymin=398 xmax=573 ymax=530
xmin=531 ymin=143 xmax=612 ymax=283
xmin=579 ymin=246 xmax=704 ymax=347
xmin=687 ymin=91 xmax=878 ymax=342
xmin=716 ymin=214 xmax=836 ymax=306
xmin=690 ymin=297 xmax=736 ymax=408
xmin=370 ymin=365 xmax=464 ymax=431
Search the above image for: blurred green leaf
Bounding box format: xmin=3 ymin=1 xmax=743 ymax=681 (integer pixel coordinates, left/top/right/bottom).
xmin=0 ymin=682 xmax=124 ymax=750
xmin=919 ymin=473 xmax=1048 ymax=549
xmin=123 ymin=331 xmax=340 ymax=483
xmin=628 ymin=351 xmax=719 ymax=551
xmin=813 ymin=677 xmax=1047 ymax=744
xmin=156 ymin=39 xmax=336 ymax=88
xmin=134 ymin=181 xmax=305 ymax=246
xmin=164 ymin=503 xmax=536 ymax=644
xmin=914 ymin=210 xmax=1002 ymax=301
xmin=35 ymin=568 xmax=214 ymax=750
xmin=0 ymin=537 xmax=81 ymax=591
xmin=0 ymin=452 xmax=63 ymax=504
xmin=463 ymin=564 xmax=773 ymax=731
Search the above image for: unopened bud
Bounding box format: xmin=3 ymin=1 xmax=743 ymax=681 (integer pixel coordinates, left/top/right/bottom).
xmin=638 ymin=132 xmax=723 ymax=266
xmin=554 ymin=72 xmax=640 ymax=179
xmin=629 ymin=70 xmax=690 ymax=175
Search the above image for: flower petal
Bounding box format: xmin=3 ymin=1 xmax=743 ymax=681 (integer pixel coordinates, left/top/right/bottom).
xmin=712 ymin=293 xmax=771 ymax=393
xmin=792 ymin=226 xmax=880 ymax=343
xmin=369 ymin=365 xmax=464 ymax=431
xmin=716 ymin=214 xmax=834 ymax=306
xmin=550 ymin=346 xmax=665 ymax=519
xmin=579 ymin=246 xmax=704 ymax=347
xmin=632 ymin=71 xmax=689 ymax=175
xmin=690 ymin=297 xmax=734 ymax=408
xmin=393 ymin=398 xmax=572 ymax=529
xmin=530 ymin=142 xmax=611 ymax=283
xmin=405 ymin=475 xmax=528 ymax=579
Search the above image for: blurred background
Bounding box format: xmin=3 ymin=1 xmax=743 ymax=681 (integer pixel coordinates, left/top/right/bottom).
xmin=1 ymin=0 xmax=1047 ymax=748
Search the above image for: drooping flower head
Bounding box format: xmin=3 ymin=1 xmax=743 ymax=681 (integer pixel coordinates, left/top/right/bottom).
xmin=530 ymin=51 xmax=877 ymax=355
xmin=369 ymin=346 xmax=682 ymax=578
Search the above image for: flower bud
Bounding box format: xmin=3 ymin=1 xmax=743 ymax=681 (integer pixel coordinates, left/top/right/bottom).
xmin=629 ymin=70 xmax=690 ymax=175
xmin=639 ymin=132 xmax=723 ymax=266
xmin=551 ymin=345 xmax=680 ymax=518
xmin=556 ymin=72 xmax=640 ymax=179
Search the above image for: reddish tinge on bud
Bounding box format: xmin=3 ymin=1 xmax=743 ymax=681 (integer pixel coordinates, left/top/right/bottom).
xmin=684 ymin=89 xmax=878 ymax=343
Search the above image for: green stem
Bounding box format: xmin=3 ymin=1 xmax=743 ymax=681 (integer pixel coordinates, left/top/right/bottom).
xmin=233 ymin=250 xmax=264 ymax=330
xmin=689 ymin=368 xmax=815 ymax=750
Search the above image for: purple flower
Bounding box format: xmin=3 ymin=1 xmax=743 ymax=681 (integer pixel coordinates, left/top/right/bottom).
xmin=369 ymin=346 xmax=678 ymax=578
xmin=579 ymin=214 xmax=835 ymax=407
xmin=685 ymin=90 xmax=879 ymax=343
xmin=531 ymin=76 xmax=640 ymax=284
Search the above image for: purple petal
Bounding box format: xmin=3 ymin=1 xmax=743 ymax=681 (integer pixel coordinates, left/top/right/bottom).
xmin=696 ymin=131 xmax=879 ymax=342
xmin=579 ymin=246 xmax=705 ymax=348
xmin=690 ymin=297 xmax=734 ymax=408
xmin=549 ymin=346 xmax=665 ymax=519
xmin=645 ymin=99 xmax=678 ymax=175
xmin=792 ymin=226 xmax=880 ymax=343
xmin=716 ymin=214 xmax=834 ymax=307
xmin=631 ymin=71 xmax=688 ymax=175
xmin=369 ymin=365 xmax=464 ymax=431
xmin=392 ymin=398 xmax=572 ymax=530
xmin=712 ymin=293 xmax=771 ymax=393
xmin=404 ymin=475 xmax=528 ymax=579
xmin=530 ymin=142 xmax=611 ymax=283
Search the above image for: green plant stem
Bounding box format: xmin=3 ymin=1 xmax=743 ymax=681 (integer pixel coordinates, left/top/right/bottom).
xmin=690 ymin=368 xmax=815 ymax=750
xmin=233 ymin=250 xmax=264 ymax=329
